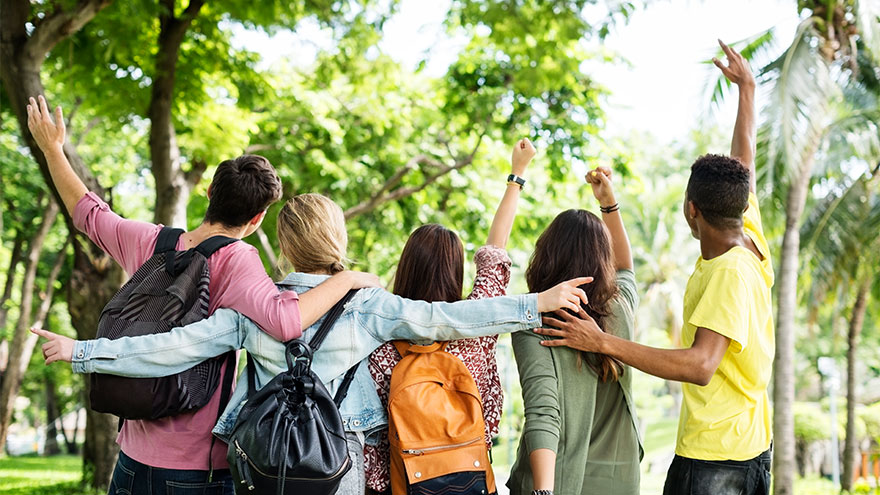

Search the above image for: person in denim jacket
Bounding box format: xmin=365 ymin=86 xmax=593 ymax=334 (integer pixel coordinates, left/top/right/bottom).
xmin=35 ymin=193 xmax=591 ymax=495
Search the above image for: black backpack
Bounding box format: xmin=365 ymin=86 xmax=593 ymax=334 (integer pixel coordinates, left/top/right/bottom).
xmin=90 ymin=227 xmax=238 ymax=421
xmin=228 ymin=290 xmax=360 ymax=495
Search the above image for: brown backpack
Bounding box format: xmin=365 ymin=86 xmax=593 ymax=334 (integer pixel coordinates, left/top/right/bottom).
xmin=387 ymin=341 xmax=496 ymax=495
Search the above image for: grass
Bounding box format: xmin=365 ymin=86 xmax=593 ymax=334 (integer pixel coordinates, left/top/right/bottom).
xmin=0 ymin=451 xmax=859 ymax=495
xmin=0 ymin=454 xmax=93 ymax=495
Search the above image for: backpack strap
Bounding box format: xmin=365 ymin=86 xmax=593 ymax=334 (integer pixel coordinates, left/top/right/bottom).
xmin=194 ymin=235 xmax=238 ymax=259
xmin=307 ymin=289 xmax=359 ymax=352
xmin=208 ymin=351 xmax=237 ymax=481
xmin=393 ymin=340 xmax=445 ymax=357
xmin=245 ymin=352 xmax=257 ymax=400
xmin=154 ymin=227 xmax=184 ymax=255
xmin=332 ymin=363 xmax=360 ymax=408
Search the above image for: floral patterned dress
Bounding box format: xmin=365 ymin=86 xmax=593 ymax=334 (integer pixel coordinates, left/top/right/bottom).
xmin=364 ymin=245 xmax=512 ymax=492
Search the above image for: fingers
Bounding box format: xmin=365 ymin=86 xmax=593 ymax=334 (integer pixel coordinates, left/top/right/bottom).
xmin=30 ymin=327 xmax=53 ymax=338
xmin=568 ymin=276 xmax=594 ymax=286
xmin=38 ymin=95 xmax=51 ymax=122
xmin=534 ymin=327 xmax=566 ymax=338
xmin=718 ymin=39 xmax=735 ymax=58
xmin=541 ymin=314 xmax=564 ymax=327
xmin=574 ymin=287 xmax=588 ymax=306
xmin=540 ymin=339 xmax=568 ymax=347
xmin=55 ymin=106 xmax=65 ymax=134
xmin=576 ymin=306 xmax=596 ymax=323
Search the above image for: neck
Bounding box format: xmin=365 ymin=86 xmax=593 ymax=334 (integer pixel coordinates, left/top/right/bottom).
xmin=698 ymin=226 xmax=748 ymax=260
xmin=189 ymin=222 xmax=249 ymax=241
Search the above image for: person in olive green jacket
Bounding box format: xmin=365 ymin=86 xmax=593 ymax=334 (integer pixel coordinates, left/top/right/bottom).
xmin=508 ymin=166 xmax=642 ymax=495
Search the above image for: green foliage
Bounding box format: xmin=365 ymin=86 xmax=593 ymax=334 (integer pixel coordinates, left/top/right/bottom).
xmin=794 ymin=402 xmax=828 ymax=444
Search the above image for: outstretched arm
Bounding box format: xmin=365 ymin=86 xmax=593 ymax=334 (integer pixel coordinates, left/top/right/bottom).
xmin=587 ymin=167 xmax=632 ymax=270
xmin=486 ymin=138 xmax=536 ymax=248
xmin=714 ymin=39 xmax=757 ymax=193
xmin=27 ymin=96 xmax=89 ymax=216
xmin=536 ymin=308 xmax=730 ymax=386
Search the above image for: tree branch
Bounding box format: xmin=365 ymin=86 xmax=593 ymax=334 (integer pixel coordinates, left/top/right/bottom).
xmin=184 ymin=158 xmax=208 ymax=187
xmin=343 ymin=134 xmax=485 ymax=220
xmin=24 ymin=0 xmax=113 ymax=65
xmin=73 ymin=116 xmax=101 ymax=147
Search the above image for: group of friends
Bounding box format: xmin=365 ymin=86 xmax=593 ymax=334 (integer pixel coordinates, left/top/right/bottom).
xmin=26 ymin=40 xmax=774 ymax=495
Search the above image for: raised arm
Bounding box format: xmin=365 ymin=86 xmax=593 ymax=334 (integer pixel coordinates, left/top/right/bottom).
xmin=486 ymin=138 xmax=536 ymax=248
xmin=587 ymin=167 xmax=632 ymax=270
xmin=26 ymin=96 xmax=89 ymax=215
xmin=713 ymin=39 xmax=757 ymax=193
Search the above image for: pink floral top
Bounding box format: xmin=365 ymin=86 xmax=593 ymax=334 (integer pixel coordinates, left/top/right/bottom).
xmin=364 ymin=245 xmax=511 ymax=492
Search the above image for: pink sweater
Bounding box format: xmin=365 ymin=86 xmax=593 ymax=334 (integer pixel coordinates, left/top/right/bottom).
xmin=74 ymin=192 xmax=302 ymax=470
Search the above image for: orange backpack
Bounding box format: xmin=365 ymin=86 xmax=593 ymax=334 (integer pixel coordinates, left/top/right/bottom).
xmin=387 ymin=341 xmax=496 ymax=495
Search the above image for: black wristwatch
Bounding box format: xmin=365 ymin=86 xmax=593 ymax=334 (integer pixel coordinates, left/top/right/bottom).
xmin=531 ymin=490 xmax=553 ymax=495
xmin=507 ymin=173 xmax=526 ymax=189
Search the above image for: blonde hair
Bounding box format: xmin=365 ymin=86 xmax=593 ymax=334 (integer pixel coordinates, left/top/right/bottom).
xmin=276 ymin=193 xmax=350 ymax=274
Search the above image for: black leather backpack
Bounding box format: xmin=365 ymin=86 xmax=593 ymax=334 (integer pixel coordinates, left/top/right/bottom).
xmin=89 ymin=227 xmax=237 ymax=420
xmin=228 ymin=290 xmax=360 ymax=495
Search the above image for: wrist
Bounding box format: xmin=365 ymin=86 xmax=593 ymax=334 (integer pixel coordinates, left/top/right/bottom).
xmin=43 ymin=143 xmax=65 ymax=157
xmin=599 ymin=197 xmax=618 ymax=210
xmin=532 ymin=490 xmax=554 ymax=495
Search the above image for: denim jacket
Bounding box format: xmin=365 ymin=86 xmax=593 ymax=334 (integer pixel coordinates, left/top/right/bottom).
xmin=71 ymin=272 xmax=540 ymax=441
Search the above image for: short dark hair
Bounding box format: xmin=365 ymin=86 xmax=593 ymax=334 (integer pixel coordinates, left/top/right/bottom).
xmin=686 ymin=154 xmax=750 ymax=229
xmin=204 ymin=155 xmax=282 ymax=227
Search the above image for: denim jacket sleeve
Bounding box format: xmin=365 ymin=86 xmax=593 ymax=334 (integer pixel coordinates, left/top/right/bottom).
xmin=70 ymin=308 xmax=245 ymax=376
xmin=355 ymin=290 xmax=540 ymax=344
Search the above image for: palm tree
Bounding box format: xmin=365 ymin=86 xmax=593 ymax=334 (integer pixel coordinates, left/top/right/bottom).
xmin=709 ymin=2 xmax=880 ymax=492
xmin=801 ymin=161 xmax=880 ymax=491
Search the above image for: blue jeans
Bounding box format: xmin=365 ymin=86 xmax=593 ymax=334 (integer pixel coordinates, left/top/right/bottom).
xmin=108 ymin=451 xmax=234 ymax=495
xmin=663 ymin=447 xmax=772 ymax=495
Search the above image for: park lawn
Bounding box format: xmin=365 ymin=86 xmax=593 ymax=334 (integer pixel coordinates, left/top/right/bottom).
xmin=0 ymin=454 xmax=93 ymax=495
xmin=0 ymin=451 xmax=844 ymax=495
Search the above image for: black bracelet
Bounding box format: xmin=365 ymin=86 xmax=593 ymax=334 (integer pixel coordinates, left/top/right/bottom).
xmin=600 ymin=203 xmax=619 ymax=213
xmin=507 ymin=174 xmax=526 ymax=189
xmin=531 ymin=490 xmax=554 ymax=495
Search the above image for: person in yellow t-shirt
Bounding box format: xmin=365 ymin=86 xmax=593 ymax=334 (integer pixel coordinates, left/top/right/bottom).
xmin=536 ymin=40 xmax=774 ymax=495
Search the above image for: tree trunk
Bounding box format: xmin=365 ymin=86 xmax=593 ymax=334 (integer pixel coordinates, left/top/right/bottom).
xmin=0 ymin=231 xmax=25 ymax=373
xmin=0 ymin=231 xmax=25 ymax=333
xmin=45 ymin=373 xmax=62 ymax=456
xmin=0 ymin=0 xmax=119 ymax=489
xmin=0 ymin=199 xmax=59 ymax=446
xmin=772 ymin=156 xmax=815 ymax=495
xmin=149 ymin=0 xmax=205 ymax=226
xmin=841 ymin=279 xmax=870 ymax=491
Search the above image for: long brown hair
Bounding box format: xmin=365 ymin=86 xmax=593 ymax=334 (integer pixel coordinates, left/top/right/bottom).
xmin=393 ymin=224 xmax=464 ymax=303
xmin=526 ymin=209 xmax=623 ymax=382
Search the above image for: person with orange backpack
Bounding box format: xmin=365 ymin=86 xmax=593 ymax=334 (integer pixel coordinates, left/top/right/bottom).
xmin=365 ymin=138 xmax=537 ymax=495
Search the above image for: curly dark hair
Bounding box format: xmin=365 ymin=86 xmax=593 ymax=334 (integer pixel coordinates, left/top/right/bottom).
xmin=686 ymin=154 xmax=750 ymax=229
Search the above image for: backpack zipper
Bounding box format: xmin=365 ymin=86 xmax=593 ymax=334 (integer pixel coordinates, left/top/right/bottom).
xmin=234 ymin=442 xmax=256 ymax=491
xmin=233 ymin=439 xmax=351 ymax=482
xmin=401 ymin=437 xmax=481 ymax=456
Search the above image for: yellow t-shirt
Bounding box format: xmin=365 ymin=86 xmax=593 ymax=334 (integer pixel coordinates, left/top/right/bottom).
xmin=675 ymin=192 xmax=775 ymax=461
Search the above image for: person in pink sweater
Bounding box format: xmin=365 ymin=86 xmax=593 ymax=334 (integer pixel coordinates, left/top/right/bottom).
xmin=26 ymin=95 xmax=377 ymax=494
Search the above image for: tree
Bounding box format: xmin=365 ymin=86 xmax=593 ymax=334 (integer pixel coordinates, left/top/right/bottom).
xmin=1 ymin=0 xmax=125 ymax=487
xmin=709 ymin=2 xmax=880 ymax=491
xmin=801 ymin=162 xmax=880 ymax=491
